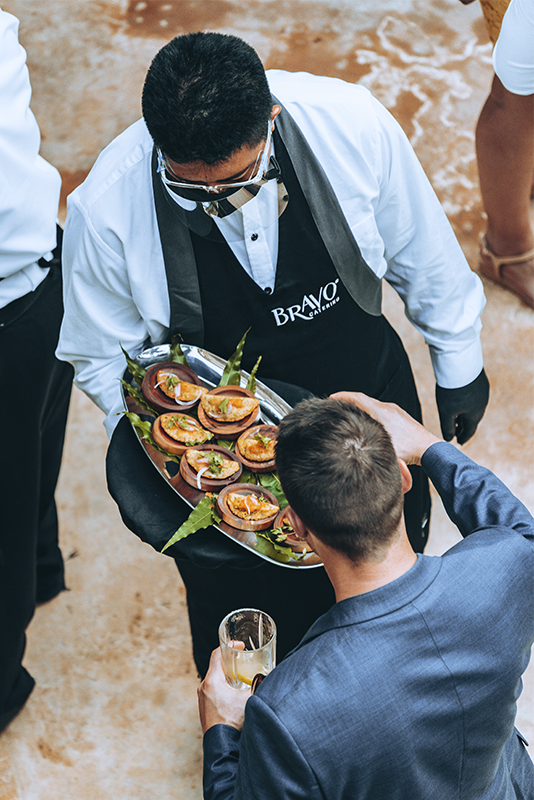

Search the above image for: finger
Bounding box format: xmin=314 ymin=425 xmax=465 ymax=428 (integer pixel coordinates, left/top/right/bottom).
xmin=438 ymin=411 xmax=455 ymax=442
xmin=330 ymin=391 xmax=383 ymax=419
xmin=228 ymin=640 xmax=246 ymax=651
xmin=455 ymin=414 xmax=478 ymax=445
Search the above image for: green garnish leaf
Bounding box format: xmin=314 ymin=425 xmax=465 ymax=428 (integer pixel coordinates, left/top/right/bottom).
xmin=253 ymin=431 xmax=271 ymax=448
xmin=165 ymin=374 xmax=179 ymax=390
xmin=216 ymin=439 xmax=236 ymax=451
xmin=246 ymin=355 xmax=262 ymax=393
xmin=169 ymin=334 xmax=193 ymax=368
xmin=166 ymin=415 xmax=195 ymax=431
xmin=119 ymin=379 xmax=158 ymax=416
xmin=161 ymin=493 xmax=221 ymax=552
xmin=218 ymin=329 xmax=250 ymax=387
xmin=207 ymin=450 xmax=224 ymax=476
xmin=270 ymin=521 xmax=295 ymax=542
xmin=257 ymin=472 xmax=288 ymax=509
xmin=254 ymin=529 xmax=306 ymax=563
xmin=254 ymin=533 xmax=293 ymax=563
xmin=239 ymin=468 xmax=256 ymax=484
xmin=120 ymin=345 xmax=146 ymax=385
xmin=123 ymin=412 xmax=179 ymax=462
xmin=218 ymin=397 xmax=230 ymax=414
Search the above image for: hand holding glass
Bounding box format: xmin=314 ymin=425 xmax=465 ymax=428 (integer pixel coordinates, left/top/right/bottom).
xmin=218 ymin=608 xmax=277 ymax=690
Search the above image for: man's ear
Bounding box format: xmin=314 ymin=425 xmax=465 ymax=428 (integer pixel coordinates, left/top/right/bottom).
xmin=271 ymin=104 xmax=282 ymax=126
xmin=398 ymin=458 xmax=413 ymax=495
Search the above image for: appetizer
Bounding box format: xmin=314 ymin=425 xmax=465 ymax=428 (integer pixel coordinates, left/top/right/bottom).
xmin=179 ymin=444 xmax=243 ymax=491
xmin=155 ymin=369 xmax=208 ymax=405
xmin=237 ymin=427 xmax=276 ymax=463
xmin=152 ymin=413 xmax=213 ymax=456
xmin=161 ymin=414 xmax=211 ymax=444
xmin=201 ymin=393 xmax=259 ymax=422
xmin=141 ymin=360 xmax=205 ymax=414
xmin=185 ymin=449 xmax=240 ymax=481
xmin=226 ymin=491 xmax=279 ymax=521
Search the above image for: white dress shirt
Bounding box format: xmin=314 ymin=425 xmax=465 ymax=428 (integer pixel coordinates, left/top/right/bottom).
xmin=167 ymin=170 xmax=280 ymax=292
xmin=0 ymin=8 xmax=60 ymax=308
xmin=57 ymin=70 xmax=486 ymax=437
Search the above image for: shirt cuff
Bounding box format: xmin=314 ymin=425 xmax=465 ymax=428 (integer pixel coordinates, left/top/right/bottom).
xmin=429 ymin=338 xmax=484 ymax=389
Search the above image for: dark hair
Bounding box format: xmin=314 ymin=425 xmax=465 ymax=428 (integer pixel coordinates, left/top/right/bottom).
xmin=142 ymin=32 xmax=273 ymax=165
xmin=276 ymin=398 xmax=404 ymax=562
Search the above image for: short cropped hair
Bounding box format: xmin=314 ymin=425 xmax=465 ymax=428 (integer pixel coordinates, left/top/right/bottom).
xmin=142 ymin=32 xmax=273 ymax=165
xmin=276 ymin=398 xmax=404 ymax=562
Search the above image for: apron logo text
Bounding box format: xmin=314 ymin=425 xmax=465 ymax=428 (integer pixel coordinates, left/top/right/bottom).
xmin=271 ymin=279 xmax=340 ymax=326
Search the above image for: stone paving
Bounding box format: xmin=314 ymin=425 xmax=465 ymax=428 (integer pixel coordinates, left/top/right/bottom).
xmin=0 ymin=0 xmax=532 ymax=797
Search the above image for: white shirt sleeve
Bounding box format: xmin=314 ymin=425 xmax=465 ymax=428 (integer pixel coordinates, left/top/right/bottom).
xmin=493 ymin=0 xmax=534 ymax=95
xmin=0 ymin=9 xmax=60 ymax=303
xmin=57 ymin=123 xmax=172 ymax=437
xmin=368 ymin=95 xmax=485 ymax=387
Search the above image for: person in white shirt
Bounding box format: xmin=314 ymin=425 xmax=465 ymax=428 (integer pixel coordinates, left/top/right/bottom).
xmin=57 ymin=32 xmax=489 ymax=677
xmin=0 ymin=7 xmax=73 ymax=731
xmin=476 ymin=0 xmax=534 ymax=307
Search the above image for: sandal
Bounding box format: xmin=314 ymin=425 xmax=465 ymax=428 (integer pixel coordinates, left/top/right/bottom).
xmin=479 ymin=235 xmax=534 ymax=309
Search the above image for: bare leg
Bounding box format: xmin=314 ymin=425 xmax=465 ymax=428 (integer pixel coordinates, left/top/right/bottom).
xmin=476 ymin=75 xmax=534 ymax=306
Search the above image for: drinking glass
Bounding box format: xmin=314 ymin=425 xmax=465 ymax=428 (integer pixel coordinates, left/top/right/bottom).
xmin=218 ymin=608 xmax=277 ymax=690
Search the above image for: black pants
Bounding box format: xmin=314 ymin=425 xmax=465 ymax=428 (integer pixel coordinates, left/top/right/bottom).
xmin=0 ymin=262 xmax=73 ymax=731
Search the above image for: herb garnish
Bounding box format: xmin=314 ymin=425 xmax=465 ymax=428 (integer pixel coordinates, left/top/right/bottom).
xmin=218 ymin=397 xmax=230 ymax=414
xmin=165 ymin=374 xmax=179 ymax=390
xmin=253 ymin=431 xmax=271 ymax=448
xmin=269 ymin=520 xmax=295 ymax=543
xmin=166 ymin=415 xmax=194 ymax=431
xmin=207 ymin=450 xmax=224 ymax=476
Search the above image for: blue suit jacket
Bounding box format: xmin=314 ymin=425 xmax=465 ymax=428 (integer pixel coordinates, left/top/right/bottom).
xmin=203 ymin=443 xmax=534 ymax=799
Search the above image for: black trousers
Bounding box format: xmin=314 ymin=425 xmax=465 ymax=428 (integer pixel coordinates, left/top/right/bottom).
xmin=0 ymin=262 xmax=73 ymax=731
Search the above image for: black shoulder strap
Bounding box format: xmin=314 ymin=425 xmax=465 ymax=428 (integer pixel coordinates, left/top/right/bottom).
xmin=151 ymin=147 xmax=205 ymax=345
xmin=273 ymin=97 xmax=382 ymax=316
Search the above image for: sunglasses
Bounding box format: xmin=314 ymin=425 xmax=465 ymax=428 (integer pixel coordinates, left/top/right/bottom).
xmin=157 ymin=122 xmax=273 ymax=196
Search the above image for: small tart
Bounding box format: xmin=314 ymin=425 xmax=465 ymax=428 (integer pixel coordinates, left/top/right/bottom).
xmin=160 ymin=414 xmax=212 ymax=444
xmin=197 ymin=386 xmax=261 ymax=439
xmin=141 ymin=361 xmax=204 ymax=414
xmin=217 ymin=484 xmax=279 ymax=531
xmin=226 ymin=492 xmax=279 ymax=521
xmin=201 ymin=393 xmax=259 ymax=422
xmin=152 ymin=413 xmax=212 ymax=456
xmin=179 ymin=444 xmax=243 ymax=491
xmin=155 ymin=370 xmax=208 ymax=405
xmin=237 ymin=427 xmax=276 ymax=462
xmin=185 ymin=449 xmax=240 ymax=481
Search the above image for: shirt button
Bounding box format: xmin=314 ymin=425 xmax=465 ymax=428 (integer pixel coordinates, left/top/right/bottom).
xmin=251 ymin=233 xmax=259 ymax=241
xmin=264 ymin=286 xmax=272 ymax=295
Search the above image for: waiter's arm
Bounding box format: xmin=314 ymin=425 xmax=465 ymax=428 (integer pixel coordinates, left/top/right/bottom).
xmin=368 ymin=96 xmax=489 ymax=442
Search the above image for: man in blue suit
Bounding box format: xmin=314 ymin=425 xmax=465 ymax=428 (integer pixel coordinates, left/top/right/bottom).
xmin=198 ymin=393 xmax=534 ymax=799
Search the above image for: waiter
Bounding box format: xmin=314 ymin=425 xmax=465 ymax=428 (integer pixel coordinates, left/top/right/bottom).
xmin=57 ymin=32 xmax=488 ymax=677
xmin=0 ymin=7 xmax=73 ymax=730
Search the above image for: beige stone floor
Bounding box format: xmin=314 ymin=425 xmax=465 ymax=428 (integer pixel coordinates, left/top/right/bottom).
xmin=0 ymin=0 xmax=533 ymax=797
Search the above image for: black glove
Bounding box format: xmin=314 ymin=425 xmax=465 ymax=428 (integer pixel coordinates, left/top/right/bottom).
xmin=435 ymin=368 xmax=490 ymax=445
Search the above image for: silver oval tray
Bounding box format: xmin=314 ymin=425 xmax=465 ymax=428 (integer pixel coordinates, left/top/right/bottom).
xmin=122 ymin=343 xmax=322 ymax=569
